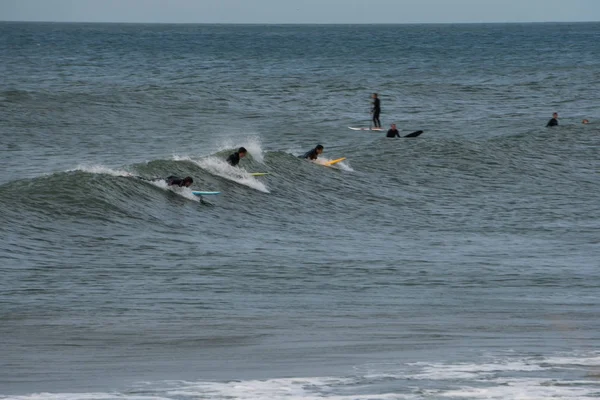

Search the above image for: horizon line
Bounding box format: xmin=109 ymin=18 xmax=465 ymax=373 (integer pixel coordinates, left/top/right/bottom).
xmin=1 ymin=19 xmax=599 ymax=25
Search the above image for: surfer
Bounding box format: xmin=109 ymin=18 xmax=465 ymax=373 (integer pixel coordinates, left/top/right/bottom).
xmin=386 ymin=124 xmax=400 ymax=138
xmin=371 ymin=93 xmax=381 ymax=128
xmin=226 ymin=147 xmax=247 ymax=167
xmin=301 ymin=144 xmax=324 ymax=160
xmin=582 ymin=119 xmax=590 ymax=124
xmin=546 ymin=112 xmax=559 ymax=127
xmin=166 ymin=176 xmax=193 ymax=187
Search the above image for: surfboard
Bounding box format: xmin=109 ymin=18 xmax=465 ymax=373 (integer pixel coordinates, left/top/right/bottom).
xmin=404 ymin=130 xmax=424 ymax=138
xmin=250 ymin=172 xmax=269 ymax=176
xmin=192 ymin=191 xmax=221 ymax=196
xmin=323 ymin=157 xmax=346 ymax=166
xmin=349 ymin=127 xmax=385 ymax=131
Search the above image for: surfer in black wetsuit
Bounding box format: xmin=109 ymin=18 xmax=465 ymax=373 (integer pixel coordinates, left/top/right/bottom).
xmin=371 ymin=93 xmax=381 ymax=128
xmin=547 ymin=112 xmax=559 ymax=127
xmin=166 ymin=176 xmax=193 ymax=187
xmin=226 ymin=147 xmax=247 ymax=167
xmin=301 ymin=144 xmax=324 ymax=160
xmin=386 ymin=124 xmax=400 ymax=138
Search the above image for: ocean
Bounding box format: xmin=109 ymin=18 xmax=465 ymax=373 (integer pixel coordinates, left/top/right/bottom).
xmin=1 ymin=21 xmax=599 ymax=399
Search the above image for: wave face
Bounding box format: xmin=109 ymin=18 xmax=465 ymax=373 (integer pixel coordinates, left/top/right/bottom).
xmin=1 ymin=22 xmax=600 ymax=397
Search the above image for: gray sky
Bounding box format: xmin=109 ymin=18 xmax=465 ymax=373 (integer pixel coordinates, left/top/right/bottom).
xmin=1 ymin=0 xmax=599 ymax=24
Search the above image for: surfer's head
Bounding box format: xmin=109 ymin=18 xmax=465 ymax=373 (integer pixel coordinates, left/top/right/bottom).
xmin=238 ymin=147 xmax=247 ymax=158
xmin=315 ymin=144 xmax=324 ymax=155
xmin=182 ymin=177 xmax=194 ymax=187
xmin=372 ymin=93 xmax=378 ymax=98
xmin=582 ymin=119 xmax=589 ymax=124
xmin=390 ymin=124 xmax=397 ymax=129
xmin=553 ymin=112 xmax=558 ymax=118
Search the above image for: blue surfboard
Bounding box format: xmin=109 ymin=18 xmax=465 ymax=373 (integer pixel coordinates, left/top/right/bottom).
xmin=192 ymin=191 xmax=221 ymax=196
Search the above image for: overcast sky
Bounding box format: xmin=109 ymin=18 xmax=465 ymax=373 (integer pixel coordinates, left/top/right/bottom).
xmin=1 ymin=0 xmax=599 ymax=24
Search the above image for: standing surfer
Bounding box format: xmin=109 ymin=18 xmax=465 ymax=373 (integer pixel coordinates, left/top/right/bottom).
xmin=371 ymin=93 xmax=381 ymax=128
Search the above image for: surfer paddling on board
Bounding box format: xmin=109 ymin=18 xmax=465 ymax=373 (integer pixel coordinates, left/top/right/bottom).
xmin=166 ymin=176 xmax=194 ymax=187
xmin=546 ymin=112 xmax=559 ymax=127
xmin=127 ymin=175 xmax=194 ymax=187
xmin=300 ymin=144 xmax=324 ymax=160
xmin=371 ymin=93 xmax=381 ymax=128
xmin=226 ymin=147 xmax=247 ymax=167
xmin=386 ymin=124 xmax=400 ymax=138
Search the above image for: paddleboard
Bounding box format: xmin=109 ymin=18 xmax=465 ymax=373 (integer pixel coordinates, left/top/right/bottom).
xmin=349 ymin=127 xmax=385 ymax=131
xmin=323 ymin=157 xmax=346 ymax=166
xmin=192 ymin=191 xmax=221 ymax=196
xmin=250 ymin=172 xmax=269 ymax=176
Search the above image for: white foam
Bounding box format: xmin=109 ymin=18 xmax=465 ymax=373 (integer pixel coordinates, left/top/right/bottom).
xmin=409 ymin=359 xmax=545 ymax=380
xmin=406 ymin=353 xmax=600 ymax=399
xmin=5 ymin=377 xmax=414 ymax=400
xmin=336 ymin=162 xmax=354 ymax=172
xmin=439 ymin=377 xmax=598 ymax=399
xmin=179 ymin=156 xmax=269 ymax=193
xmin=409 ymin=352 xmax=600 ymax=382
xmin=542 ymin=354 xmax=600 ymax=367
xmin=157 ymin=377 xmax=411 ymax=400
xmin=4 ymin=394 xmax=170 ymax=400
xmin=70 ymin=164 xmax=132 ymax=177
xmin=214 ymin=134 xmax=265 ymax=163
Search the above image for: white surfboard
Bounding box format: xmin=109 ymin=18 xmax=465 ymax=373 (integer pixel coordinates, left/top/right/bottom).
xmin=348 ymin=127 xmax=385 ymax=131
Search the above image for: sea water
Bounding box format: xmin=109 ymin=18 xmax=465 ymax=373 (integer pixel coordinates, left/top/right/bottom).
xmin=1 ymin=22 xmax=599 ymax=399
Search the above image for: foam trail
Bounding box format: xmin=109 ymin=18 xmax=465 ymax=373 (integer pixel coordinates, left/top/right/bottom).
xmin=334 ymin=160 xmax=353 ymax=172
xmin=178 ymin=156 xmax=269 ymax=193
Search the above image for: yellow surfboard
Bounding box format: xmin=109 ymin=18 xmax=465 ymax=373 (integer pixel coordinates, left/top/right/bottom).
xmin=323 ymin=157 xmax=346 ymax=166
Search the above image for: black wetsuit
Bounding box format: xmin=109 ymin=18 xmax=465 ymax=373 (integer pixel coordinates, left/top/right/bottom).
xmin=301 ymin=148 xmax=320 ymax=160
xmin=386 ymin=128 xmax=400 ymax=138
xmin=372 ymin=98 xmax=381 ymax=128
xmin=166 ymin=176 xmax=186 ymax=187
xmin=546 ymin=118 xmax=558 ymax=127
xmin=226 ymin=152 xmax=241 ymax=166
